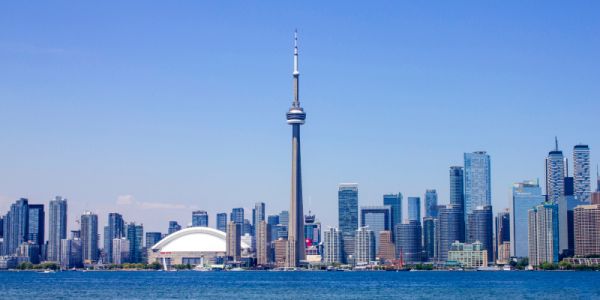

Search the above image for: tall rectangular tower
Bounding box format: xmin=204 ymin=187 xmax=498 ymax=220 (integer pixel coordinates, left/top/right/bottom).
xmin=338 ymin=183 xmax=359 ymax=263
xmin=48 ymin=196 xmax=67 ymax=262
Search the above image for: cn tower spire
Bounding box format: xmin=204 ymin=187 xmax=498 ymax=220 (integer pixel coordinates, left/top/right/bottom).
xmin=293 ymin=30 xmax=300 ymax=107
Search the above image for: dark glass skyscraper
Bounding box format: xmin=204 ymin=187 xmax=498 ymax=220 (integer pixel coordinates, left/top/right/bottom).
xmin=145 ymin=232 xmax=162 ymax=249
xmin=383 ymin=193 xmax=402 ymax=238
xmin=449 ymin=166 xmax=465 ymax=207
xmin=425 ymin=190 xmax=438 ymax=218
xmin=407 ymin=197 xmax=421 ymax=222
xmin=192 ymin=210 xmax=209 ymax=227
xmin=360 ymin=206 xmax=391 ymax=253
xmin=464 ymin=151 xmax=492 ymax=215
xmin=81 ymin=211 xmax=99 ymax=263
xmin=126 ymin=222 xmax=144 ymax=263
xmin=466 ymin=205 xmax=493 ymax=261
xmin=395 ymin=220 xmax=422 ymax=263
xmin=338 ymin=183 xmax=359 ymax=262
xmin=167 ymin=221 xmax=181 ymax=234
xmin=104 ymin=213 xmax=124 ymax=263
xmin=48 ymin=196 xmax=67 ymax=262
xmin=27 ymin=204 xmax=45 ymax=247
xmin=546 ymin=138 xmax=568 ymax=253
xmin=423 ymin=217 xmax=435 ymax=260
xmin=438 ymin=204 xmax=464 ymax=261
xmin=495 ymin=210 xmax=510 ymax=261
xmin=286 ymin=32 xmax=306 ymax=267
xmin=1 ymin=198 xmax=29 ymax=256
xmin=216 ymin=213 xmax=228 ymax=232
xmin=230 ymin=208 xmax=244 ymax=226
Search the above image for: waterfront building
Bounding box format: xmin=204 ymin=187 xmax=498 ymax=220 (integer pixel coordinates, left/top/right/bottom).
xmin=216 ymin=213 xmax=227 ymax=232
xmin=383 ymin=193 xmax=402 ymax=237
xmin=546 ymin=138 xmax=568 ymax=254
xmin=338 ymin=183 xmax=359 ymax=262
xmin=1 ymin=198 xmax=28 ymax=256
xmin=359 ymin=206 xmax=391 ymax=252
xmin=355 ymin=227 xmax=375 ymax=264
xmin=80 ymin=211 xmax=99 ymax=263
xmin=395 ymin=220 xmax=422 ymax=264
xmin=27 ymin=204 xmax=44 ymax=248
xmin=423 ymin=217 xmax=436 ymax=260
xmin=438 ymin=204 xmax=464 ymax=261
xmin=573 ymin=145 xmax=591 ymax=203
xmin=148 ymin=227 xmax=250 ymax=267
xmin=17 ymin=242 xmax=40 ymax=264
xmin=112 ymin=237 xmax=130 ymax=265
xmin=60 ymin=238 xmax=83 ymax=269
xmin=511 ymin=180 xmax=545 ymax=257
xmin=168 ymin=221 xmax=181 ymax=234
xmin=323 ymin=227 xmax=342 ymax=264
xmin=495 ymin=210 xmax=510 ymax=261
xmin=497 ymin=241 xmax=511 ymax=265
xmin=447 ymin=241 xmax=488 ymax=268
xmin=425 ymin=190 xmax=438 ymax=218
xmin=377 ymin=231 xmax=395 ymax=263
xmin=273 ymin=238 xmax=288 ymax=267
xmin=466 ymin=205 xmax=493 ymax=261
xmin=285 ymin=32 xmax=307 ymax=268
xmin=230 ymin=208 xmax=244 ymax=226
xmin=48 ymin=196 xmax=67 ymax=262
xmin=565 ymin=176 xmax=582 ymax=256
xmin=145 ymin=232 xmax=162 ymax=249
xmin=226 ymin=221 xmax=241 ymax=261
xmin=574 ymin=204 xmax=600 ymax=256
xmin=464 ymin=151 xmax=492 ymax=215
xmin=126 ymin=222 xmax=144 ymax=263
xmin=256 ymin=220 xmax=270 ymax=266
xmin=104 ymin=213 xmax=124 ymax=263
xmin=407 ymin=197 xmax=421 ymax=222
xmin=192 ymin=210 xmax=209 ymax=227
xmin=528 ymin=203 xmax=559 ymax=266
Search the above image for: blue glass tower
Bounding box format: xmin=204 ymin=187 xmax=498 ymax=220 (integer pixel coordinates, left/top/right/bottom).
xmin=216 ymin=213 xmax=227 ymax=232
xmin=360 ymin=206 xmax=391 ymax=253
xmin=511 ymin=180 xmax=545 ymax=257
xmin=383 ymin=193 xmax=402 ymax=237
xmin=338 ymin=183 xmax=359 ymax=262
xmin=192 ymin=210 xmax=209 ymax=227
xmin=425 ymin=189 xmax=438 ymax=218
xmin=48 ymin=196 xmax=67 ymax=262
xmin=407 ymin=197 xmax=421 ymax=222
xmin=464 ymin=151 xmax=491 ymax=215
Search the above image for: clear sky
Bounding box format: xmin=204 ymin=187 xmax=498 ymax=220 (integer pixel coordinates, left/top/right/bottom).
xmin=1 ymin=1 xmax=598 ymax=234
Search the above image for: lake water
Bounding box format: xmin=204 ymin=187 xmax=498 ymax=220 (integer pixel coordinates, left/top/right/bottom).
xmin=1 ymin=270 xmax=599 ymax=299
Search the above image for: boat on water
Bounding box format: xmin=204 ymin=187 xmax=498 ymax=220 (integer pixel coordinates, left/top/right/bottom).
xmin=39 ymin=270 xmax=55 ymax=274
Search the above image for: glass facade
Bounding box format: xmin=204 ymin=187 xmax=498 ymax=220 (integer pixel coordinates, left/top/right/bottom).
xmin=449 ymin=166 xmax=465 ymax=207
xmin=126 ymin=222 xmax=144 ymax=263
xmin=48 ymin=196 xmax=68 ymax=262
xmin=407 ymin=197 xmax=421 ymax=222
xmin=383 ymin=193 xmax=402 ymax=237
xmin=464 ymin=151 xmax=491 ymax=215
xmin=360 ymin=206 xmax=391 ymax=253
xmin=438 ymin=204 xmax=465 ymax=261
xmin=425 ymin=190 xmax=438 ymax=218
xmin=573 ymin=144 xmax=591 ymax=202
xmin=145 ymin=232 xmax=162 ymax=249
xmin=339 ymin=184 xmax=359 ymax=262
xmin=81 ymin=211 xmax=99 ymax=262
xmin=230 ymin=208 xmax=244 ymax=225
xmin=395 ymin=220 xmax=422 ymax=263
xmin=192 ymin=210 xmax=209 ymax=227
xmin=27 ymin=204 xmax=45 ymax=247
xmin=216 ymin=213 xmax=227 ymax=232
xmin=511 ymin=180 xmax=545 ymax=257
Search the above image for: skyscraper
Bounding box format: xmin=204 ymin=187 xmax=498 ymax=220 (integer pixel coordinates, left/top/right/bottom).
xmin=449 ymin=166 xmax=465 ymax=207
xmin=338 ymin=183 xmax=359 ymax=262
xmin=226 ymin=221 xmax=241 ymax=261
xmin=546 ymin=138 xmax=568 ymax=254
xmin=354 ymin=227 xmax=375 ymax=264
xmin=495 ymin=210 xmax=510 ymax=261
xmin=145 ymin=232 xmax=162 ymax=249
xmin=574 ymin=204 xmax=600 ymax=257
xmin=573 ymin=144 xmax=591 ymax=203
xmin=464 ymin=151 xmax=491 ymax=215
xmin=422 ymin=217 xmax=436 ymax=260
xmin=528 ymin=203 xmax=559 ymax=266
xmin=126 ymin=222 xmax=144 ymax=263
xmin=27 ymin=204 xmax=44 ymax=248
xmin=253 ymin=202 xmax=266 ymax=235
xmin=407 ymin=197 xmax=421 ymax=222
xmin=267 ymin=214 xmax=280 ymax=242
xmin=112 ymin=237 xmax=130 ymax=265
xmin=424 ymin=190 xmax=438 ymax=218
xmin=1 ymin=198 xmax=29 ymax=256
xmin=304 ymin=213 xmax=321 ymax=255
xmin=359 ymin=206 xmax=391 ymax=253
xmin=466 ymin=205 xmax=493 ymax=262
xmin=60 ymin=238 xmax=83 ymax=269
xmin=383 ymin=193 xmax=402 ymax=237
xmin=511 ymin=180 xmax=545 ymax=257
xmin=395 ymin=220 xmax=423 ymax=264
xmin=323 ymin=227 xmax=342 ymax=264
xmin=438 ymin=204 xmax=464 ymax=262
xmin=216 ymin=213 xmax=228 ymax=232
xmin=230 ymin=208 xmax=244 ymax=226
xmin=286 ymin=32 xmax=306 ymax=268
xmin=104 ymin=213 xmax=124 ymax=264
xmin=48 ymin=196 xmax=67 ymax=262
xmin=80 ymin=211 xmax=99 ymax=263
xmin=192 ymin=210 xmax=209 ymax=227
xmin=377 ymin=231 xmax=396 ymax=263
xmin=167 ymin=221 xmax=181 ymax=234
xmin=256 ymin=220 xmax=270 ymax=266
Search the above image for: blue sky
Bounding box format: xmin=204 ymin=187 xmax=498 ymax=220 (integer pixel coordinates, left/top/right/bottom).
xmin=0 ymin=1 xmax=598 ymax=233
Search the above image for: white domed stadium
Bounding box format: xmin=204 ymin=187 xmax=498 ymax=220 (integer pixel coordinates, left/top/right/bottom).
xmin=148 ymin=227 xmax=250 ymax=267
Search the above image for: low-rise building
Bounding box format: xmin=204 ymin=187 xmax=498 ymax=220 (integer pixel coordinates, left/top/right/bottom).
xmin=447 ymin=241 xmax=488 ymax=268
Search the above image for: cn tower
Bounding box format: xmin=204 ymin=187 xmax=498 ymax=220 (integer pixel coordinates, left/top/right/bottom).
xmin=286 ymin=31 xmax=306 ymax=267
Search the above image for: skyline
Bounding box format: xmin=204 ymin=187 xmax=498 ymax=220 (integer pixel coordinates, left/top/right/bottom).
xmin=1 ymin=2 xmax=599 ymax=233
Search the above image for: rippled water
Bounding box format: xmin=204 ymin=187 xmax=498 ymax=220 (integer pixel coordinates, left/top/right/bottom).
xmin=1 ymin=270 xmax=599 ymax=299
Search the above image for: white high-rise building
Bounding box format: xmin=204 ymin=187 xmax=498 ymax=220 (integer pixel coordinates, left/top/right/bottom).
xmin=354 ymin=227 xmax=375 ymax=264
xmin=546 ymin=138 xmax=567 ymax=253
xmin=528 ymin=203 xmax=559 ymax=266
xmin=323 ymin=227 xmax=342 ymax=264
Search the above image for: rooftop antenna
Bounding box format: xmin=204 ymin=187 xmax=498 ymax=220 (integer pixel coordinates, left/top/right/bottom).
xmin=555 ymin=136 xmax=559 ymax=151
